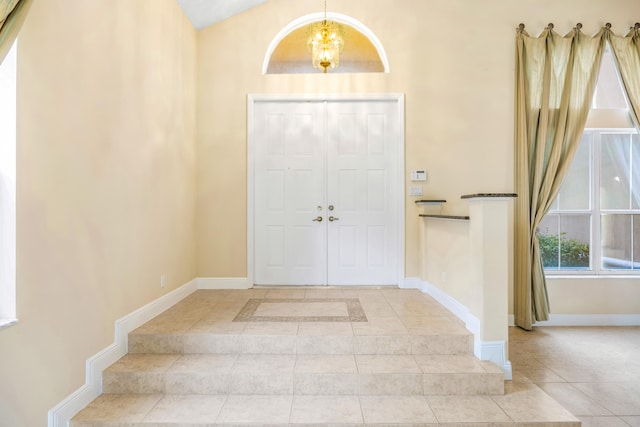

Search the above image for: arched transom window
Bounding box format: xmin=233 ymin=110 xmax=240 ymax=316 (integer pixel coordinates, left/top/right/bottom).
xmin=263 ymin=13 xmax=389 ymax=74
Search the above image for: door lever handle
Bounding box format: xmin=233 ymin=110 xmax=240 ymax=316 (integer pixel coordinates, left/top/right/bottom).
xmin=312 ymin=216 xmax=323 ymax=222
xmin=328 ymin=216 xmax=340 ymax=222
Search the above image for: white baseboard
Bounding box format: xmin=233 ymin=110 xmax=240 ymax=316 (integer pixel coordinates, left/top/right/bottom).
xmin=197 ymin=277 xmax=252 ymax=289
xmin=524 ymin=313 xmax=640 ymax=327
xmin=399 ymin=276 xmax=421 ymax=289
xmin=408 ymin=277 xmax=512 ymax=380
xmin=420 ymin=285 xmax=640 ymax=329
xmin=474 ymin=339 xmax=512 ymax=380
xmin=414 ymin=278 xmax=471 ymax=324
xmin=47 ymin=279 xmax=198 ymax=427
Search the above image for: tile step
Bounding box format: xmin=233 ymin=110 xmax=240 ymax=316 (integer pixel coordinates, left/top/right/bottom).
xmin=71 ymin=393 xmax=580 ymax=427
xmin=128 ymin=332 xmax=474 ymax=355
xmin=103 ymin=353 xmax=504 ymax=396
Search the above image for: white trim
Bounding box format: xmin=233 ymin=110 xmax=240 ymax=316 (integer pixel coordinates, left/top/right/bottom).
xmin=197 ymin=277 xmax=252 ymax=290
xmin=395 ymin=97 xmax=406 ymax=287
xmin=416 ymin=279 xmax=472 ymax=325
xmin=399 ymin=276 xmax=421 ymax=290
xmin=0 ymin=317 xmax=18 ymax=330
xmin=475 ymin=340 xmax=512 ymax=380
xmin=262 ymin=12 xmax=390 ymax=74
xmin=247 ymin=94 xmax=405 ymax=287
xmin=533 ymin=314 xmax=640 ymax=327
xmin=247 ymin=95 xmax=256 ymax=287
xmin=0 ymin=41 xmax=17 ymax=325
xmin=249 ymin=93 xmax=405 ymax=102
xmin=47 ymin=279 xmax=198 ymax=427
xmin=509 ymin=313 xmax=640 ymax=327
xmin=409 ymin=277 xmax=512 ymax=379
xmin=466 ymin=309 xmax=512 ymax=380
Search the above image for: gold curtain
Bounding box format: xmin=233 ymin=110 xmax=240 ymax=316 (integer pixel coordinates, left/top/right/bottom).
xmin=0 ymin=0 xmax=32 ymax=64
xmin=514 ymin=24 xmax=606 ymax=330
xmin=608 ymin=24 xmax=640 ymax=127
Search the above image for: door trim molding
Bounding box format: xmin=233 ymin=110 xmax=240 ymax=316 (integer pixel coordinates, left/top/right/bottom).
xmin=247 ymin=93 xmax=406 ymax=286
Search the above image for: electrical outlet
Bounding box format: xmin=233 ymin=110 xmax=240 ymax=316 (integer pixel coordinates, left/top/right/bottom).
xmin=160 ymin=275 xmax=166 ymax=288
xmin=441 ymin=272 xmax=446 ymax=282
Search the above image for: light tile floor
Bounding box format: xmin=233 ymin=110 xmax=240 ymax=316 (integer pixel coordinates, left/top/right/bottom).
xmin=72 ymin=287 xmax=640 ymax=426
xmin=509 ymin=326 xmax=640 ymax=427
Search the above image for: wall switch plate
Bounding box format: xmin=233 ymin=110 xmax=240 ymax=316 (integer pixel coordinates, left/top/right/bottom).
xmin=409 ymin=186 xmax=423 ymax=196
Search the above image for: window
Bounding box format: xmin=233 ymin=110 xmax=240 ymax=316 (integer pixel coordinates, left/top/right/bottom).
xmin=538 ymin=49 xmax=639 ymax=275
xmin=0 ymin=41 xmax=17 ymax=328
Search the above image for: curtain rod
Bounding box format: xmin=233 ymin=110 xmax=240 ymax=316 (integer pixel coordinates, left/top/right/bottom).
xmin=518 ymin=22 xmax=640 ymax=31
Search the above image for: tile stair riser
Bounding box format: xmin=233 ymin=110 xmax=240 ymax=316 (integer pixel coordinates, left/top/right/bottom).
xmin=293 ymin=373 xmax=360 ymax=395
xmin=357 ymin=373 xmax=424 ymax=395
xmin=165 ymin=372 xmax=232 ymax=394
xmin=422 ymin=373 xmax=505 ymax=395
xmin=128 ymin=334 xmax=185 ymax=354
xmin=102 ymin=371 xmax=504 ymax=396
xmin=410 ymin=335 xmax=474 ymax=355
xmin=128 ymin=333 xmax=473 ymax=355
xmin=296 ymin=335 xmax=356 ymax=354
xmin=102 ymin=372 xmax=166 ymax=394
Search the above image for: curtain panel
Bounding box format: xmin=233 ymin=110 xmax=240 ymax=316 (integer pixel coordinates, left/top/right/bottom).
xmin=608 ymin=23 xmax=640 ymax=127
xmin=514 ymin=24 xmax=606 ymax=330
xmin=0 ymin=0 xmax=32 ymax=64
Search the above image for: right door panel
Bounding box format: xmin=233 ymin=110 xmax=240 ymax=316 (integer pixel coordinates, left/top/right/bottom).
xmin=326 ymin=101 xmax=399 ymax=285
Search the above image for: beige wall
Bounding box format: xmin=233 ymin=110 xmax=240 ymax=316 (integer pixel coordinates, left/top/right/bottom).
xmin=197 ymin=0 xmax=639 ymax=319
xmin=1 ymin=0 xmax=639 ymax=425
xmin=0 ymin=1 xmax=197 ymax=426
xmin=196 ymin=0 xmax=640 ymax=280
xmin=421 ymin=218 xmax=472 ymax=305
xmin=547 ymin=277 xmax=640 ymax=315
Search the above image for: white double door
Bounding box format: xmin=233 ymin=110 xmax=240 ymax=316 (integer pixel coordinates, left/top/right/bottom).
xmin=253 ymin=98 xmax=402 ymax=286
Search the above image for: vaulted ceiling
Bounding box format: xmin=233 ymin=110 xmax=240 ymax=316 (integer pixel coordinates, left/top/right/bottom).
xmin=176 ymin=0 xmax=269 ymax=30
xmin=175 ymin=0 xmax=386 ymax=74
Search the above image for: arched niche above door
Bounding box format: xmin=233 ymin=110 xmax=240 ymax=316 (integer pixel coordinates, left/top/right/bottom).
xmin=263 ymin=13 xmax=389 ymax=74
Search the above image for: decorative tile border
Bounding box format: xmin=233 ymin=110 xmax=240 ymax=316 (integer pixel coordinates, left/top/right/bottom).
xmin=233 ymin=298 xmax=368 ymax=322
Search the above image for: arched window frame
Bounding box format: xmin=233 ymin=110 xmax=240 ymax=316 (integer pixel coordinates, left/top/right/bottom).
xmin=262 ymin=12 xmax=390 ymax=75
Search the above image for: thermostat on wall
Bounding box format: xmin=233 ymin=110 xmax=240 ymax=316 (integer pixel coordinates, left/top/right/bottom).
xmin=411 ymin=170 xmax=427 ymax=182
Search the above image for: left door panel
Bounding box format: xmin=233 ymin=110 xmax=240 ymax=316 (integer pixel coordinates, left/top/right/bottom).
xmin=253 ymin=102 xmax=326 ymax=285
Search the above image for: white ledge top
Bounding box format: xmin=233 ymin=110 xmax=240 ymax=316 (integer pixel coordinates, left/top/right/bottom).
xmin=415 ymin=199 xmax=447 ymax=204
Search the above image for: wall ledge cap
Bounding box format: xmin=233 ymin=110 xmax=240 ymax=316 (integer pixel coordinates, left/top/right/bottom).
xmin=461 ymin=193 xmax=518 ymax=199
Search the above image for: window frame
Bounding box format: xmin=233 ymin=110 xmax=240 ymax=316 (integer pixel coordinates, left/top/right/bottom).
xmin=0 ymin=40 xmax=18 ymax=329
xmin=543 ymin=127 xmax=640 ymax=276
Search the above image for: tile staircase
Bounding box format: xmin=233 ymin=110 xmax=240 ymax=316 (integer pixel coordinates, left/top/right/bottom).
xmin=71 ymin=288 xmax=580 ymax=426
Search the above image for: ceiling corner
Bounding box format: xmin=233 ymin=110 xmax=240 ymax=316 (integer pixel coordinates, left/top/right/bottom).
xmin=176 ymin=0 xmax=269 ymax=30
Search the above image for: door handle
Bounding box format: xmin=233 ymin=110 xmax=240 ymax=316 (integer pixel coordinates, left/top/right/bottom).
xmin=312 ymin=216 xmax=323 ymax=222
xmin=329 ymin=216 xmax=340 ymax=222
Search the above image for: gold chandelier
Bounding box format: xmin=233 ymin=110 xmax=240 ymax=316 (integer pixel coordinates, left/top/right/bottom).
xmin=307 ymin=0 xmax=344 ymax=73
